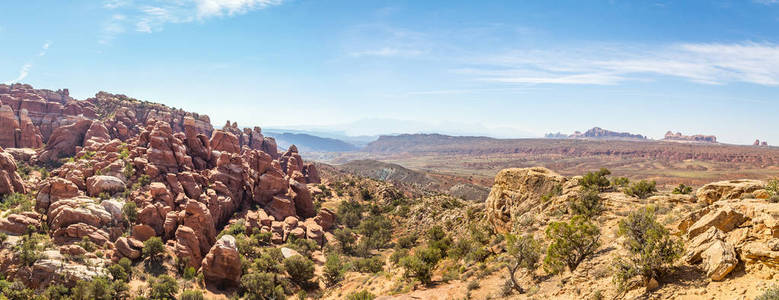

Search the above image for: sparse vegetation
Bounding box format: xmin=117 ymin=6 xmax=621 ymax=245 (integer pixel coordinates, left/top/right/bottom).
xmin=143 ymin=236 xmax=165 ymax=263
xmin=347 ymin=290 xmax=377 ymax=300
xmin=283 ymin=255 xmax=315 ymax=287
xmin=569 ymin=188 xmax=603 ymax=218
xmin=624 ymin=180 xmax=657 ymax=199
xmin=323 ymin=253 xmax=344 ymax=287
xmin=504 ymin=233 xmax=541 ymax=293
xmin=580 ymin=168 xmax=612 ymax=191
xmin=543 ymin=215 xmax=601 ymax=274
xmin=613 ymin=206 xmax=683 ymax=292
xmin=672 ymin=183 xmax=693 ymax=195
xmin=756 ymin=285 xmax=779 ymax=300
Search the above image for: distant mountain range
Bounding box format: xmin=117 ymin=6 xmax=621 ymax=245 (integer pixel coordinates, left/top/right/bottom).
xmin=545 ymin=127 xmax=647 ymax=140
xmin=263 ymin=131 xmax=361 ymax=153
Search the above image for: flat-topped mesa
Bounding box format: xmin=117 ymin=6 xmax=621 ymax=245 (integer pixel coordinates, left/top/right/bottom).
xmin=570 ymin=126 xmax=646 ymax=140
xmin=664 ymin=131 xmax=717 ymax=143
xmin=753 ymin=139 xmax=769 ymax=147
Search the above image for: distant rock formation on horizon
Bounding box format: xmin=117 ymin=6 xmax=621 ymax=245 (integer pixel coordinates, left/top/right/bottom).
xmin=664 ymin=131 xmax=717 ymax=143
xmin=545 ymin=127 xmax=646 ymax=140
xmin=753 ymin=139 xmax=769 ymax=146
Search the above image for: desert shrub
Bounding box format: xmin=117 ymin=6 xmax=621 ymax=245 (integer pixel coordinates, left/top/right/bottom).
xmin=0 ymin=232 xmax=7 ymax=244
xmin=252 ymin=231 xmax=272 ymax=246
xmin=253 ymin=248 xmax=285 ymax=273
xmin=241 ymin=272 xmax=285 ymax=300
xmin=143 ymin=236 xmax=165 ymax=263
xmin=771 ymin=195 xmax=779 ymax=203
xmin=0 ymin=280 xmax=35 ymax=300
xmin=360 ymin=188 xmax=373 ymax=200
xmin=543 ymin=215 xmax=601 ymax=274
xmin=43 ymin=284 xmax=70 ymax=300
xmin=613 ymin=206 xmax=683 ymax=292
xmin=346 ymin=290 xmax=376 ymax=300
xmin=337 ymin=200 xmax=364 ymax=228
xmin=504 ymin=233 xmax=542 ymax=293
xmin=137 ymin=174 xmax=151 ymax=187
xmin=611 ymin=177 xmax=630 ymax=188
xmin=78 ymin=236 xmax=97 ymax=252
xmin=400 ymin=246 xmax=442 ymax=285
xmin=624 ymin=180 xmax=657 ymax=199
xmin=390 ymin=248 xmax=409 ymax=265
xmin=467 ymin=280 xmax=480 ymax=291
xmin=108 ymin=263 xmax=129 ymax=282
xmin=397 ymin=233 xmax=418 ymax=249
xmin=541 ymin=184 xmax=563 ymax=203
xmin=180 ymin=289 xmax=204 ymax=300
xmin=357 ymin=215 xmax=392 ymax=251
xmin=323 ymin=253 xmax=344 ymax=287
xmin=123 ymin=161 xmax=135 ymax=178
xmin=118 ymin=257 xmax=133 ymax=278
xmin=352 ymin=256 xmax=384 ymax=273
xmin=672 ymin=183 xmax=693 ymax=195
xmin=757 ymin=285 xmax=779 ymax=300
xmin=283 ymin=255 xmax=315 ymax=287
xmin=0 ymin=193 xmax=33 ymax=212
xmin=333 ymin=228 xmax=357 ymax=254
xmin=448 ymin=237 xmax=474 ymax=260
xmin=72 ymin=276 xmax=127 ymax=300
xmin=286 ymin=236 xmax=319 ymax=259
xmin=14 ymin=233 xmax=44 ymax=266
xmin=218 ymin=220 xmax=246 ymax=239
xmin=580 ymin=168 xmax=611 ymax=191
xmin=569 ymin=189 xmax=603 ymax=218
xmin=427 ymin=225 xmax=452 ymax=255
xmin=122 ymin=201 xmax=137 ymax=223
xmin=148 ymin=275 xmax=178 ymax=300
xmin=767 ymin=179 xmax=779 ymax=196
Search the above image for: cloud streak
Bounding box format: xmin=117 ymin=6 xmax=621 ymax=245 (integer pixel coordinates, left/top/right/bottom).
xmin=100 ymin=0 xmax=283 ymax=42
xmin=5 ymin=42 xmax=51 ymax=84
xmin=462 ymin=42 xmax=779 ymax=86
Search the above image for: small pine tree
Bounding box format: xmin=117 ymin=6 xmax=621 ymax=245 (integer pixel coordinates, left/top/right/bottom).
xmin=504 ymin=233 xmax=541 ymax=293
xmin=543 ymin=215 xmax=601 ymax=274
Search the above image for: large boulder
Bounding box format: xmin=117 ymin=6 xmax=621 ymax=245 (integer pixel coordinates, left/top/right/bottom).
xmin=0 ymin=147 xmax=25 ymax=196
xmin=86 ymin=175 xmax=125 ymax=197
xmin=485 ymin=167 xmax=567 ymax=232
xmin=684 ymin=227 xmax=738 ymax=281
xmin=686 ymin=206 xmax=746 ymax=239
xmin=696 ymin=179 xmax=764 ymax=204
xmin=0 ymin=213 xmax=40 ymax=235
xmin=37 ymin=119 xmax=93 ymax=162
xmin=200 ymin=235 xmax=242 ymax=287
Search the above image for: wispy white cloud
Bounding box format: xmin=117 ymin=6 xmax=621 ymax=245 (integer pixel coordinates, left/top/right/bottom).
xmin=4 ymin=42 xmax=51 ymax=84
xmin=99 ymin=0 xmax=283 ymax=41
xmin=345 ymin=25 xmax=431 ymax=58
xmin=755 ymin=0 xmax=779 ymax=4
xmin=462 ymin=42 xmax=779 ymax=86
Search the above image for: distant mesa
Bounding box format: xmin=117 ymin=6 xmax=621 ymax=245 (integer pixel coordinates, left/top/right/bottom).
xmin=545 ymin=127 xmax=646 ymax=141
xmin=664 ymin=131 xmax=717 ymax=143
xmin=753 ymin=139 xmax=769 ymax=147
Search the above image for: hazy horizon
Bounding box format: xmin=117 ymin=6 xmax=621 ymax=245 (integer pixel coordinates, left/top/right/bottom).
xmin=3 ymin=0 xmax=779 ymax=144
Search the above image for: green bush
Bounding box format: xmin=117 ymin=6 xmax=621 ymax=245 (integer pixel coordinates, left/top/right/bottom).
xmin=396 ymin=233 xmax=418 ymax=249
xmin=352 ymin=256 xmax=384 ymax=273
xmin=118 ymin=257 xmax=133 ymax=279
xmin=426 ymin=226 xmax=452 ymax=255
xmin=504 ymin=233 xmax=541 ymax=293
xmin=108 ymin=263 xmax=129 ymax=282
xmin=400 ymin=247 xmax=442 ymax=285
xmin=241 ymin=272 xmax=285 ymax=300
xmin=766 ymin=179 xmax=779 ymax=196
xmin=390 ymin=248 xmax=409 ymax=265
xmin=569 ymin=189 xmax=603 ymax=218
xmin=357 ymin=215 xmax=392 ymax=251
xmin=14 ymin=233 xmax=43 ymax=266
xmin=346 ymin=290 xmax=377 ymax=300
xmin=122 ymin=201 xmax=138 ymax=223
xmin=0 ymin=280 xmax=35 ymax=300
xmin=337 ymin=200 xmax=364 ymax=228
xmin=180 ymin=289 xmax=204 ymax=300
xmin=253 ymin=248 xmax=284 ymax=273
xmin=613 ymin=206 xmax=683 ymax=292
xmin=0 ymin=193 xmax=33 ymax=212
xmin=143 ymin=236 xmax=165 ymax=263
xmin=333 ymin=228 xmax=357 ymax=254
xmin=543 ymin=215 xmax=601 ymax=274
xmin=43 ymin=284 xmax=70 ymax=300
xmin=624 ymin=180 xmax=657 ymax=199
xmin=148 ymin=275 xmax=178 ymax=300
xmin=671 ymin=183 xmax=693 ymax=195
xmin=611 ymin=177 xmax=630 ymax=188
xmin=323 ymin=253 xmax=344 ymax=287
xmin=283 ymin=255 xmax=315 ymax=287
xmin=580 ymin=168 xmax=611 ymax=191
xmin=71 ymin=276 xmax=127 ymax=300
xmin=757 ymin=285 xmax=779 ymax=300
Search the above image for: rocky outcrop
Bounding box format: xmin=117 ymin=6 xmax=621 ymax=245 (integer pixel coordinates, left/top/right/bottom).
xmin=569 ymin=127 xmax=646 ymax=140
xmin=664 ymin=131 xmax=717 ymax=143
xmin=86 ymin=175 xmax=125 ymax=197
xmin=0 ymin=212 xmax=41 ymax=235
xmin=37 ymin=119 xmax=93 ymax=162
xmin=695 ymin=179 xmax=764 ymax=204
xmin=485 ymin=167 xmax=568 ymax=233
xmin=200 ymin=235 xmax=242 ymax=287
xmin=684 ymin=227 xmax=738 ymax=281
xmin=0 ymin=147 xmax=25 ymax=196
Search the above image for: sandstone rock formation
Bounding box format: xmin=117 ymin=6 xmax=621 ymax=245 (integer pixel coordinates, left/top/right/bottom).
xmin=200 ymin=235 xmax=242 ymax=287
xmin=695 ymin=179 xmax=764 ymax=204
xmin=0 ymin=147 xmax=25 ymax=196
xmin=664 ymin=131 xmax=717 ymax=143
xmin=485 ymin=167 xmax=569 ymax=233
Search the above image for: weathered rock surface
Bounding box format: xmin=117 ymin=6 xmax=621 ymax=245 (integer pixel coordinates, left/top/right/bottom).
xmin=86 ymin=175 xmax=125 ymax=196
xmin=0 ymin=147 xmax=25 ymax=196
xmin=696 ymin=179 xmax=764 ymax=204
xmin=201 ymin=235 xmax=242 ymax=287
xmin=485 ymin=167 xmax=567 ymax=232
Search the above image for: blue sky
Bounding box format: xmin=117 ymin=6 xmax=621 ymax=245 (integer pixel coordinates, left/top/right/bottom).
xmin=1 ymin=1 xmax=779 ymax=144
